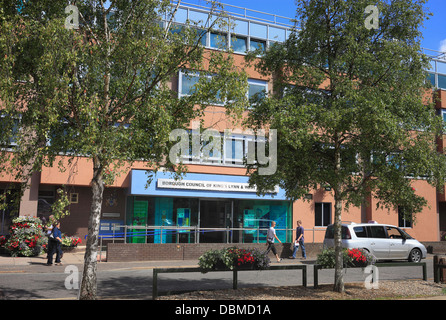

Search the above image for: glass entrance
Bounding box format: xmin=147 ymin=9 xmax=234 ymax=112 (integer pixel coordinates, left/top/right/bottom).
xmin=199 ymin=200 xmax=232 ymax=243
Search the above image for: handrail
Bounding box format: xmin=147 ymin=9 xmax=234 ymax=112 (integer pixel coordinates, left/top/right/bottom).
xmin=97 ymin=224 xmax=327 ymax=244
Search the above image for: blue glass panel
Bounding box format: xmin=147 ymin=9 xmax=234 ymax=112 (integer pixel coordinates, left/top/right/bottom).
xmin=231 ymin=36 xmax=247 ymax=53
xmin=438 ymin=74 xmax=446 ymax=89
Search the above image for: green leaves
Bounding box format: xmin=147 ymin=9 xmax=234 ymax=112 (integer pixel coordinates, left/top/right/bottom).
xmin=0 ymin=0 xmax=248 ymax=183
xmin=246 ymin=0 xmax=444 ymax=218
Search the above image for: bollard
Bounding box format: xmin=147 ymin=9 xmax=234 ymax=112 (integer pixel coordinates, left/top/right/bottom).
xmin=441 ymin=257 xmax=446 ymax=284
xmin=434 ymin=255 xmax=446 ymax=284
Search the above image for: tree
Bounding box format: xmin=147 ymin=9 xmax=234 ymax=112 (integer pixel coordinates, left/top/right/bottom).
xmin=245 ymin=0 xmax=446 ymax=292
xmin=0 ymin=0 xmax=247 ymax=299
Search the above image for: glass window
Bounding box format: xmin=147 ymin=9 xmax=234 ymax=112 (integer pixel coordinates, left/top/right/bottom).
xmin=194 ymin=28 xmax=207 ymax=47
xmin=234 ymin=199 xmax=291 ymax=243
xmin=250 ymin=22 xmax=267 ymax=39
xmin=179 ymin=71 xmax=200 ymax=97
xmin=386 ymin=226 xmax=404 ymax=239
xmin=231 ymin=36 xmax=247 ymax=53
xmin=126 ymin=196 xmax=199 ymax=244
xmin=210 ymin=32 xmax=227 ymax=49
xmin=269 ymin=26 xmax=286 ymax=42
xmin=315 ymin=203 xmax=331 ymax=227
xmin=250 ymin=38 xmax=266 ymax=52
xmin=398 ymin=206 xmax=412 ymax=228
xmin=427 ymin=73 xmax=436 ymax=87
xmin=369 ymin=226 xmax=387 ymax=238
xmin=437 ymin=61 xmax=446 ymax=75
xmin=353 ymin=226 xmax=368 ymax=238
xmin=224 ymin=135 xmax=244 ymax=164
xmin=438 ymin=74 xmax=446 ymax=90
xmin=248 ymin=79 xmax=268 ymax=101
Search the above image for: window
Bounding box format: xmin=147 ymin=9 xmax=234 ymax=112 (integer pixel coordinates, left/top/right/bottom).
xmin=224 ymin=133 xmax=245 ymax=165
xmin=250 ymin=38 xmax=266 ymax=52
xmin=210 ymin=32 xmax=227 ymax=49
xmin=0 ymin=116 xmax=19 ymax=149
xmin=231 ymin=36 xmax=247 ymax=53
xmin=353 ymin=226 xmax=368 ymax=238
xmin=179 ymin=71 xmax=200 ymax=97
xmin=70 ymin=193 xmax=79 ymax=204
xmin=386 ymin=226 xmax=404 ymax=239
xmin=195 ymin=28 xmax=207 ymax=47
xmin=324 ymin=225 xmax=350 ymax=239
xmin=369 ymin=226 xmax=387 ymax=238
xmin=398 ymin=206 xmax=412 ymax=228
xmin=315 ymin=202 xmax=331 ymax=226
xmin=248 ymin=79 xmax=268 ymax=102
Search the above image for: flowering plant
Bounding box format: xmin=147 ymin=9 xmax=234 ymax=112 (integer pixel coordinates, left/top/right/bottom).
xmin=2 ymin=216 xmax=47 ymax=257
xmin=61 ymin=235 xmax=82 ymax=247
xmin=199 ymin=247 xmax=270 ymax=273
xmin=317 ymin=247 xmax=375 ymax=268
xmin=0 ymin=235 xmax=6 ymax=247
xmin=346 ymin=248 xmax=375 ymax=267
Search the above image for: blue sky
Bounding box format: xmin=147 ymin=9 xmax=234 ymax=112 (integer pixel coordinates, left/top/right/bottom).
xmin=184 ymin=0 xmax=446 ymax=54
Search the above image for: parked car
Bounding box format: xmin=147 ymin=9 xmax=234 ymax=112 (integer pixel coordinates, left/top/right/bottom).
xmin=323 ymin=222 xmax=427 ymax=262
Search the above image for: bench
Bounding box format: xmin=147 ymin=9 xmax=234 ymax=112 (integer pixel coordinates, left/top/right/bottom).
xmin=152 ymin=264 xmax=307 ymax=299
xmin=313 ymin=262 xmax=427 ymax=288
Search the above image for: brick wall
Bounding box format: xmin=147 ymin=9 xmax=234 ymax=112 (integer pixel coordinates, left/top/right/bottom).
xmin=106 ymin=241 xmax=446 ymax=262
xmin=106 ymin=242 xmax=324 ymax=262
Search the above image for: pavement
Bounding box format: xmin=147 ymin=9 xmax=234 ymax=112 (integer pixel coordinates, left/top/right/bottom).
xmin=0 ymin=246 xmax=205 ymax=272
xmin=0 ymin=247 xmax=445 ymax=300
xmin=0 ymin=246 xmax=318 ymax=273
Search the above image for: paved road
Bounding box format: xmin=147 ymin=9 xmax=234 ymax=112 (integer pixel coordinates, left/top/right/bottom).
xmin=0 ymin=254 xmax=436 ymax=300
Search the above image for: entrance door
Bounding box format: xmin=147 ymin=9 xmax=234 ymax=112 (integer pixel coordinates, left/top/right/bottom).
xmin=199 ymin=200 xmax=232 ymax=243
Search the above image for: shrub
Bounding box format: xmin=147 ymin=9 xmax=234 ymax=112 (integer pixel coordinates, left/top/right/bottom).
xmin=61 ymin=235 xmax=82 ymax=247
xmin=2 ymin=216 xmax=47 ymax=257
xmin=346 ymin=248 xmax=376 ymax=267
xmin=198 ymin=247 xmax=270 ymax=273
xmin=317 ymin=247 xmax=376 ymax=268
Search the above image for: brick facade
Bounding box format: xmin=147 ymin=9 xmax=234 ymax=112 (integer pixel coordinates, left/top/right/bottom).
xmin=106 ymin=242 xmax=324 ymax=262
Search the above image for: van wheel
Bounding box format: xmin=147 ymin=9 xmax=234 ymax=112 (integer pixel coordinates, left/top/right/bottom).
xmin=408 ymin=248 xmax=422 ymax=263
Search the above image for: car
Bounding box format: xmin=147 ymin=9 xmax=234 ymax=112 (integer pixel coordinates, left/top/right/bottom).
xmin=323 ymin=221 xmax=427 ymax=262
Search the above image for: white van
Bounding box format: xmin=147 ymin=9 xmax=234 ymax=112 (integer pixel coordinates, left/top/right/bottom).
xmin=323 ymin=222 xmax=427 ymax=262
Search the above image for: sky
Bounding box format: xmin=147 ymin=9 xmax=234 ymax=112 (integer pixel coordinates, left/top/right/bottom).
xmin=183 ymin=0 xmax=446 ymax=54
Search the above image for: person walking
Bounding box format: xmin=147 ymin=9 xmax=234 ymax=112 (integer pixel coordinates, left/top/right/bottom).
xmin=290 ymin=220 xmax=306 ymax=259
xmin=265 ymin=221 xmax=282 ymax=262
xmin=46 ymin=221 xmax=63 ymax=266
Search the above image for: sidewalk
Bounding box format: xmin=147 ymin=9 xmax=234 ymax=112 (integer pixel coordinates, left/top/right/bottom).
xmin=0 ymin=248 xmax=202 ymax=272
xmin=0 ymin=249 xmax=445 ymax=300
xmin=0 ymin=246 xmax=313 ymax=272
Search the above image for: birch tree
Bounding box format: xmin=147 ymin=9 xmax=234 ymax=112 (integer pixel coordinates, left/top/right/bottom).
xmin=245 ymin=0 xmax=446 ymax=292
xmin=0 ymin=0 xmax=247 ymax=299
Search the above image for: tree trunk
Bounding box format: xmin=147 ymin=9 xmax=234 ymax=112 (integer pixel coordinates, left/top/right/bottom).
xmin=333 ymin=197 xmax=344 ymax=293
xmin=333 ymin=133 xmax=344 ymax=293
xmin=78 ymin=158 xmax=104 ymax=300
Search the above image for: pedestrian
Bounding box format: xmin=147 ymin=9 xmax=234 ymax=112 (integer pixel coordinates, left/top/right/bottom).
xmin=265 ymin=221 xmax=282 ymax=262
xmin=290 ymin=220 xmax=306 ymax=259
xmin=46 ymin=221 xmax=63 ymax=266
xmin=44 ymin=215 xmax=55 ymax=261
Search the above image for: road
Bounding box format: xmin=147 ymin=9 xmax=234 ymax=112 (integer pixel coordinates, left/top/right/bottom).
xmin=0 ymin=257 xmax=436 ymax=300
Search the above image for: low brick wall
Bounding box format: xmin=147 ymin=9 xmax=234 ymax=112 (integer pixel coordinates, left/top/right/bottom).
xmin=423 ymin=242 xmax=446 ymax=254
xmin=106 ymin=241 xmax=446 ymax=262
xmin=106 ymin=242 xmax=324 ymax=262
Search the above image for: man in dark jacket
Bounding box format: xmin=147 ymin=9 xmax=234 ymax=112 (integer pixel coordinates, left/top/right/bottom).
xmin=46 ymin=221 xmax=63 ymax=266
xmin=290 ymin=220 xmax=306 ymax=259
